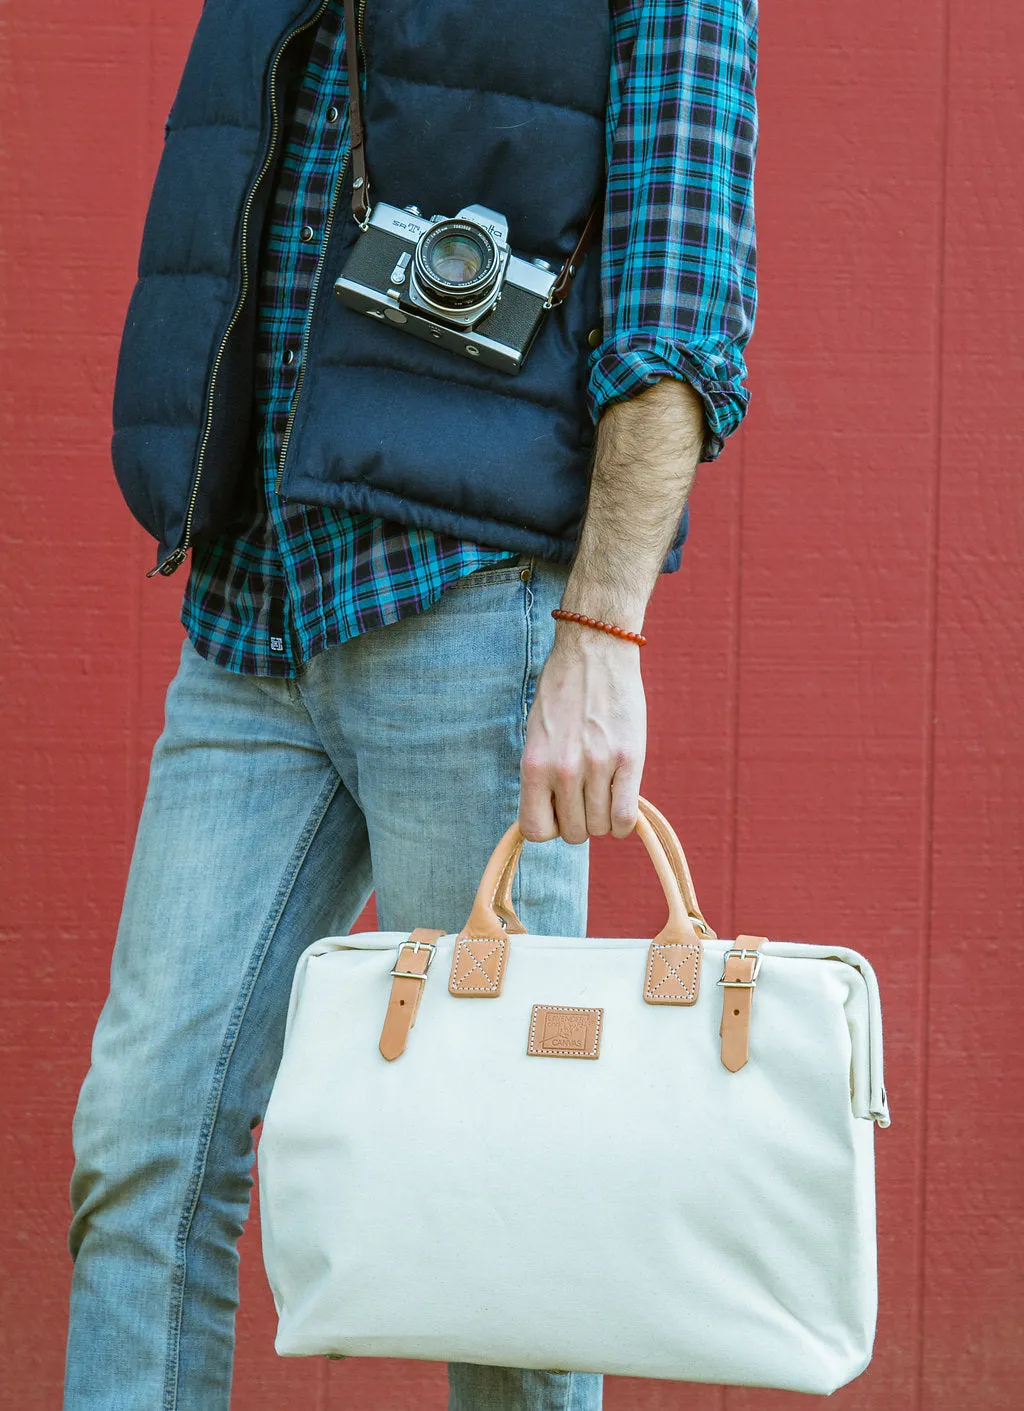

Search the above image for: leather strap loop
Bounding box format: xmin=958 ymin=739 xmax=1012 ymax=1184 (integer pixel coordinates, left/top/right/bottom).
xmin=633 ymin=799 xmax=715 ymax=939
xmin=719 ymin=936 xmax=767 ymax=1073
xmin=492 ymin=848 xmax=528 ymax=933
xmin=379 ymin=928 xmax=445 ymax=1061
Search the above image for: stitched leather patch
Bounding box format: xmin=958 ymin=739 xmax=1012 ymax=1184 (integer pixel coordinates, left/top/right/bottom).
xmin=643 ymin=942 xmax=702 ymax=1005
xmin=448 ymin=937 xmax=508 ymax=996
xmin=527 ymin=1005 xmax=602 ymax=1059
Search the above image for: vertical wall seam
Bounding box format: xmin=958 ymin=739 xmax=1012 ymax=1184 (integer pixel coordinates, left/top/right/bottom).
xmin=725 ymin=416 xmax=746 ymax=940
xmin=914 ymin=2 xmax=952 ymax=1407
xmin=720 ymin=411 xmax=746 ymax=1411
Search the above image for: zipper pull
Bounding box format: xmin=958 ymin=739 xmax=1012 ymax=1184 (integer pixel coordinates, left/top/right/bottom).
xmin=147 ymin=546 xmax=188 ymax=578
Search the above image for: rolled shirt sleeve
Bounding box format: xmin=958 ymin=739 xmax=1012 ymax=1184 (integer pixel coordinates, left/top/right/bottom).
xmin=587 ymin=1 xmax=758 ymax=461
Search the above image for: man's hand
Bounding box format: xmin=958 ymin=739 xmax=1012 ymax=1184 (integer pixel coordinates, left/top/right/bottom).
xmin=519 ymin=626 xmax=646 ymax=843
xmin=518 ymin=375 xmax=705 ymax=844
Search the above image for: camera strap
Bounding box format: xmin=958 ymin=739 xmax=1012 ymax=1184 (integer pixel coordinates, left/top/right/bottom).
xmin=341 ymin=0 xmax=601 ymax=308
xmin=343 ymin=0 xmax=371 ymax=227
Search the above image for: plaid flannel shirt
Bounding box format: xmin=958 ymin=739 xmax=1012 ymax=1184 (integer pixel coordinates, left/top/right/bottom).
xmin=183 ymin=0 xmax=757 ymax=677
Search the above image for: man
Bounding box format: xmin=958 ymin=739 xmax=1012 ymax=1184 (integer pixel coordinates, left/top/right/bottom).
xmin=64 ymin=1 xmax=756 ymax=1407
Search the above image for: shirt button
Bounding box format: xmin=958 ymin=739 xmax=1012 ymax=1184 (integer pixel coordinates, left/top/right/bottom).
xmin=326 ymin=104 xmax=340 ymax=123
xmin=300 ymin=224 xmax=315 ymax=242
xmin=283 ymin=349 xmax=295 ymax=366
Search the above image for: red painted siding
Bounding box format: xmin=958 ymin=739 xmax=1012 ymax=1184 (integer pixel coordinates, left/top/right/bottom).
xmin=1 ymin=3 xmax=1021 ymax=1407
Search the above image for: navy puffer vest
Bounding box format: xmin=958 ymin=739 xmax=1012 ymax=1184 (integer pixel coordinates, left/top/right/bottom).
xmin=112 ymin=0 xmax=686 ymax=575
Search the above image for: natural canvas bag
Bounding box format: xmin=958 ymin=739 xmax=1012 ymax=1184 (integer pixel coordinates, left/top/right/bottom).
xmin=259 ymin=798 xmax=890 ymax=1393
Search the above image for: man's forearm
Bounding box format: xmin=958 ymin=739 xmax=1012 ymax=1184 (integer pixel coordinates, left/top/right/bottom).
xmin=559 ymin=376 xmax=705 ymax=633
xmin=518 ymin=375 xmax=705 ymax=844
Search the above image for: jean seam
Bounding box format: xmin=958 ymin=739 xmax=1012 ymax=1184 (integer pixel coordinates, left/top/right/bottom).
xmin=512 ymin=563 xmax=536 ymax=922
xmin=161 ymin=769 xmax=341 ymax=1411
xmin=559 ymin=1371 xmax=575 ymax=1411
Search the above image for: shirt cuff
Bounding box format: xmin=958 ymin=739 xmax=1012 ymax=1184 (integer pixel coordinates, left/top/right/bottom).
xmin=586 ymin=333 xmax=751 ymax=462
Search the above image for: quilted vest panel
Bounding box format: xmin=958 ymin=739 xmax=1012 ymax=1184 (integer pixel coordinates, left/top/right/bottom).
xmin=281 ymin=0 xmax=612 ymax=562
xmin=112 ymin=0 xmax=322 ymax=564
xmin=111 ymin=1 xmax=684 ymax=572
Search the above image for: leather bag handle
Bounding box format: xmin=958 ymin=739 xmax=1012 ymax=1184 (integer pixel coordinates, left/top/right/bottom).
xmin=459 ymin=798 xmax=706 ymax=948
xmin=489 ymin=798 xmax=715 ymax=940
xmin=341 ymin=0 xmax=600 ymax=291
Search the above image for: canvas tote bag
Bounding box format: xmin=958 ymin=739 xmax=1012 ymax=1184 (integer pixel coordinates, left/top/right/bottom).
xmin=259 ymin=798 xmax=890 ymax=1393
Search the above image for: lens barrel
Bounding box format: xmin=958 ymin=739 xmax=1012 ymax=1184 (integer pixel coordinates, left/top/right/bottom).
xmin=414 ymin=218 xmax=500 ymax=310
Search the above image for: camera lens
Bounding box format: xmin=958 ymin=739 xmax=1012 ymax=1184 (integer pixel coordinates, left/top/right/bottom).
xmin=430 ymin=234 xmax=485 ymax=284
xmin=414 ymin=218 xmax=499 ymax=310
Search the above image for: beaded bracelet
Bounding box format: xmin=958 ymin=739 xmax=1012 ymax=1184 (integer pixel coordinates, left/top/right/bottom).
xmin=551 ymin=608 xmax=647 ymax=647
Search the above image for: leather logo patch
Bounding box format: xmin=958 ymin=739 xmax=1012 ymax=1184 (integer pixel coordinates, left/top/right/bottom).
xmin=448 ymin=937 xmax=508 ymax=996
xmin=527 ymin=1005 xmax=602 ymax=1059
xmin=643 ymin=942 xmax=702 ymax=1005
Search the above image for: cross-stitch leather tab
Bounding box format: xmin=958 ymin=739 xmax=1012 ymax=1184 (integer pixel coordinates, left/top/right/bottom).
xmin=643 ymin=941 xmax=702 ymax=1005
xmin=448 ymin=936 xmax=508 ymax=996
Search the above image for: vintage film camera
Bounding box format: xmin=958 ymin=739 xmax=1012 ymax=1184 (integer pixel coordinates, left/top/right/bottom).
xmin=334 ymin=202 xmax=561 ymax=376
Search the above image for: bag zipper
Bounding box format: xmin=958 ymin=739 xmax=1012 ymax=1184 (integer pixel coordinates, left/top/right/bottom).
xmin=149 ymin=0 xmax=334 ymax=578
xmin=276 ymin=0 xmax=367 ymax=494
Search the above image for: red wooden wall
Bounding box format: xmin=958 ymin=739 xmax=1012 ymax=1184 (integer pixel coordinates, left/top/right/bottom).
xmin=2 ymin=3 xmax=1021 ymax=1407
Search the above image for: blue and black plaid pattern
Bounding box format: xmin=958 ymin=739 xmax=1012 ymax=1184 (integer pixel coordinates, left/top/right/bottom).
xmin=587 ymin=0 xmax=758 ymax=456
xmin=182 ymin=3 xmax=513 ymax=677
xmin=183 ymin=0 xmax=757 ymax=677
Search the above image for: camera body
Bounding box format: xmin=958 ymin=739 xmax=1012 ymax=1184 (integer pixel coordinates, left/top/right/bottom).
xmin=333 ymin=202 xmax=559 ymax=375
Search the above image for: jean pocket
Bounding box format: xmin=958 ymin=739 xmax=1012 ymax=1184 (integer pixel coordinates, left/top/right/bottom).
xmin=449 ymin=555 xmax=530 ymax=589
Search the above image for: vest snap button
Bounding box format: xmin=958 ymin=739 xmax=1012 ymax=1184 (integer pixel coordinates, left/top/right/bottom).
xmin=587 ymin=327 xmax=602 ymax=348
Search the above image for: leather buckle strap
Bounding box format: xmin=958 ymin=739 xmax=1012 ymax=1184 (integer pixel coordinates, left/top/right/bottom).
xmin=718 ymin=937 xmax=767 ymax=1073
xmin=379 ymin=928 xmax=445 ymax=1061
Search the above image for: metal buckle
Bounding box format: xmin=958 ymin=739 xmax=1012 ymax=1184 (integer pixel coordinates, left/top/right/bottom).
xmin=390 ymin=939 xmax=437 ymax=981
xmin=717 ymin=947 xmax=764 ymax=989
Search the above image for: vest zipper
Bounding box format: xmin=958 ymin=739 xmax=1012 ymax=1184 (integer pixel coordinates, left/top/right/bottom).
xmin=149 ymin=0 xmax=333 ymax=578
xmin=275 ymin=0 xmax=367 ymax=495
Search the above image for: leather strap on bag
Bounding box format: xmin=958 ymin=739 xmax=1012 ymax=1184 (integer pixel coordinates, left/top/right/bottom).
xmin=379 ymin=928 xmax=445 ymax=1061
xmin=718 ymin=936 xmax=767 ymax=1072
xmin=340 ymin=0 xmax=600 ymax=293
xmin=633 ymin=799 xmax=716 ymax=940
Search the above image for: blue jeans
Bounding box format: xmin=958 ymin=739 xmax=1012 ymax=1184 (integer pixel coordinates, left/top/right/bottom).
xmin=65 ymin=556 xmax=602 ymax=1411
